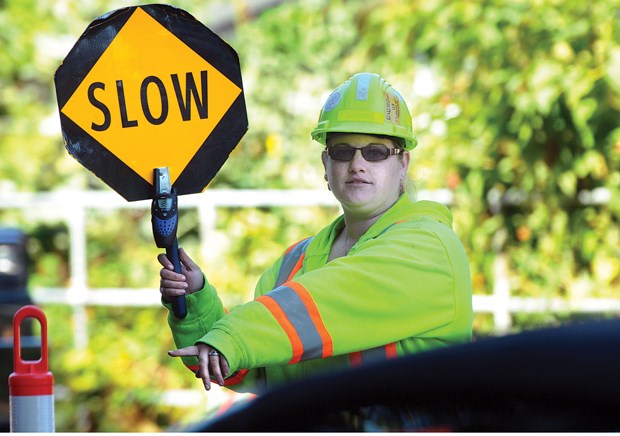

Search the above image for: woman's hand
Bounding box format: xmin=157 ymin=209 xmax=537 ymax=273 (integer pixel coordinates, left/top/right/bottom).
xmin=168 ymin=343 xmax=230 ymax=390
xmin=158 ymin=248 xmax=204 ymax=301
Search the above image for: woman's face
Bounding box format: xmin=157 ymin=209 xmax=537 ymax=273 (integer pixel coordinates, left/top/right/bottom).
xmin=322 ymin=133 xmax=410 ymax=219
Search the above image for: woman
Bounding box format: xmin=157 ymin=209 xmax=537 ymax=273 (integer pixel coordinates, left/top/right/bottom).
xmin=158 ymin=73 xmax=473 ymax=393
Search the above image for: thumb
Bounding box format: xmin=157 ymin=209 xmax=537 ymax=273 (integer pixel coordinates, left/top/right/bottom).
xmin=179 ymin=248 xmax=199 ymax=270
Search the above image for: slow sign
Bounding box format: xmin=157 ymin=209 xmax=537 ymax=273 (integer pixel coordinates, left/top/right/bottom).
xmin=55 ymin=4 xmax=248 ymax=201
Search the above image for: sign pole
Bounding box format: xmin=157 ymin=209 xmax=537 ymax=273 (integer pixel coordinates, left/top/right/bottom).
xmin=151 ymin=167 xmax=187 ymax=318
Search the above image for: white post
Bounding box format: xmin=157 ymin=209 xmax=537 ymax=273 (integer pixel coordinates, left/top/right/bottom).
xmin=66 ymin=197 xmax=88 ymax=349
xmin=198 ymin=201 xmax=217 ymax=264
xmin=492 ymin=253 xmax=512 ymax=334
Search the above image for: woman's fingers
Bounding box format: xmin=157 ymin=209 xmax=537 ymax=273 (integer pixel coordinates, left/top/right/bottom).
xmin=157 ymin=253 xmax=174 ymax=270
xmin=197 ymin=344 xmax=212 ymax=390
xmin=158 ymin=249 xmax=204 ymax=294
xmin=209 ymin=351 xmax=225 ymax=386
xmin=220 ymin=355 xmax=230 ymax=379
xmin=179 ymin=248 xmax=199 ymax=270
xmin=159 ymin=275 xmax=187 ymax=301
xmin=168 ymin=344 xmax=229 ymax=391
xmin=169 ymin=345 xmax=212 ymax=390
xmin=159 ymin=255 xmax=188 ymax=300
xmin=160 ymin=273 xmax=187 ymax=289
xmin=167 ymin=345 xmax=198 ymax=357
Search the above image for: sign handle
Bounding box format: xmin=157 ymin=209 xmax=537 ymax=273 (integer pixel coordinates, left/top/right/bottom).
xmin=152 ymin=167 xmax=187 ymax=318
xmin=166 ymin=238 xmax=187 ymax=318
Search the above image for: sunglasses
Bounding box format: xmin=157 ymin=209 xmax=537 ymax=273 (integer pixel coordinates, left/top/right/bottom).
xmin=327 ymin=144 xmax=404 ymax=162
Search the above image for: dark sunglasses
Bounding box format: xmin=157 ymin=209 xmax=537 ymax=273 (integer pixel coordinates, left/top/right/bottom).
xmin=327 ymin=144 xmax=404 ymax=162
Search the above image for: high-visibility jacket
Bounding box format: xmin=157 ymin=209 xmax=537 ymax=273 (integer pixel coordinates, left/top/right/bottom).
xmin=164 ymin=195 xmax=473 ymax=393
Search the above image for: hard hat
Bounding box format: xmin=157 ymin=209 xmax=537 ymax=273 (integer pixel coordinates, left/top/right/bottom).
xmin=311 ymin=72 xmax=417 ymax=150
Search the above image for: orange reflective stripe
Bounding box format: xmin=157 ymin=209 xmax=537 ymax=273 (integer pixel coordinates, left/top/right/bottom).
xmin=349 ymin=351 xmax=362 ymax=367
xmin=288 ymin=281 xmax=333 ymax=358
xmin=285 ymin=253 xmax=305 ymax=283
xmin=349 ymin=342 xmax=399 ymax=367
xmin=276 ymin=237 xmax=313 ymax=287
xmin=222 ymin=369 xmax=249 ymax=386
xmin=385 ymin=342 xmax=398 ymax=358
xmin=258 ymin=282 xmax=332 ymax=363
xmin=257 ymin=294 xmax=304 ymax=364
xmin=185 ymin=365 xmax=250 ymax=387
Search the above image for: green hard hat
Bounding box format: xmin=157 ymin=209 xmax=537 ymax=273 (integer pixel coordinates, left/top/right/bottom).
xmin=311 ymin=72 xmax=417 ymax=150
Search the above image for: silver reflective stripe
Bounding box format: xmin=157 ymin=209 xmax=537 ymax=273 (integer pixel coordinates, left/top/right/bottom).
xmin=275 ymin=237 xmax=313 ymax=287
xmin=360 ymin=346 xmax=388 ymax=363
xmin=10 ymin=395 xmax=55 ymax=432
xmin=268 ymin=285 xmax=323 ymax=360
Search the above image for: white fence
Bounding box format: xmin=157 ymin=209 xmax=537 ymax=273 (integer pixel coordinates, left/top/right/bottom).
xmin=2 ymin=189 xmax=619 ymax=346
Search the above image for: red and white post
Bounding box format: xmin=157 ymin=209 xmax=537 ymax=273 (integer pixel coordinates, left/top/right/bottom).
xmin=9 ymin=305 xmax=55 ymax=432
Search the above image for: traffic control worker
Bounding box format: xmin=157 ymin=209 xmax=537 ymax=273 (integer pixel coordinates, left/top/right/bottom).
xmin=158 ymin=72 xmax=473 ymax=393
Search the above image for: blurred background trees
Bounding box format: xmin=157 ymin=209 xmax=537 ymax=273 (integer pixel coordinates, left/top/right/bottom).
xmin=1 ymin=0 xmax=619 ymax=431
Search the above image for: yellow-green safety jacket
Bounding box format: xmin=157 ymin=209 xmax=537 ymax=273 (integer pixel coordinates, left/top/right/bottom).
xmin=164 ymin=195 xmax=473 ymax=393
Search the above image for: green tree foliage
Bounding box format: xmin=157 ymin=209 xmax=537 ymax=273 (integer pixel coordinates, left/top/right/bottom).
xmin=229 ymin=0 xmax=620 ymax=314
xmin=1 ymin=0 xmax=619 ymax=431
xmin=404 ymin=1 xmax=620 ymax=303
xmin=46 ymin=306 xmax=195 ymax=432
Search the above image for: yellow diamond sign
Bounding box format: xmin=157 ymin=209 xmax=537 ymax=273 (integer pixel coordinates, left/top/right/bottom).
xmin=55 ymin=5 xmax=248 ymax=201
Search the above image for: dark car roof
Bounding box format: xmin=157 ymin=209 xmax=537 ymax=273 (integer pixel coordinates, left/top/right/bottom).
xmin=189 ymin=319 xmax=620 ymax=432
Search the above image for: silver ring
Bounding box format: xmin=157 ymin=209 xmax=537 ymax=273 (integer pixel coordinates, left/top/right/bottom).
xmin=208 ymin=349 xmax=219 ymax=357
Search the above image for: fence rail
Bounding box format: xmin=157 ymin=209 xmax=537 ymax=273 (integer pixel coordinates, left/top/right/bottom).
xmin=2 ymin=189 xmax=618 ymax=345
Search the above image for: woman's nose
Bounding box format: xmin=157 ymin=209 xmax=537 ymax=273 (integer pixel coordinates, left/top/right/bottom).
xmin=348 ymin=149 xmax=366 ymax=171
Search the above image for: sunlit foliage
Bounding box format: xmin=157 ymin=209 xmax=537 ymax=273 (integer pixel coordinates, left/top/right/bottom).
xmin=1 ymin=0 xmax=619 ymax=430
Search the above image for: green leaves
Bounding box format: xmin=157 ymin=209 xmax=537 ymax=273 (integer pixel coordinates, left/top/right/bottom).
xmin=2 ymin=0 xmax=620 ymax=430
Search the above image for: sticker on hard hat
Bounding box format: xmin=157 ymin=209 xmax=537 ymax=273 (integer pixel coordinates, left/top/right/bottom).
xmin=323 ymin=91 xmax=341 ymax=112
xmin=385 ymin=93 xmax=400 ymax=124
xmin=355 ymin=74 xmax=371 ymax=100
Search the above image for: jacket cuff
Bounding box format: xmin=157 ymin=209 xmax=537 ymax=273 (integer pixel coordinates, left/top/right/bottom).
xmin=163 ymin=275 xmax=223 ymax=327
xmin=198 ymin=327 xmax=243 ymax=374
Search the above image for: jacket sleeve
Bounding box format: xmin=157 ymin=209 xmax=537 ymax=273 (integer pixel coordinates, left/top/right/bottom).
xmin=164 ymin=252 xmax=284 ymax=393
xmin=164 ymin=276 xmax=227 ymax=368
xmin=198 ymin=220 xmax=472 ymax=375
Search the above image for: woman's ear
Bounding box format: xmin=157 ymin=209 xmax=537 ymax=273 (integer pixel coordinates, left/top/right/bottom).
xmin=401 ymin=151 xmax=410 ymax=174
xmin=321 ymin=150 xmax=329 ymax=170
